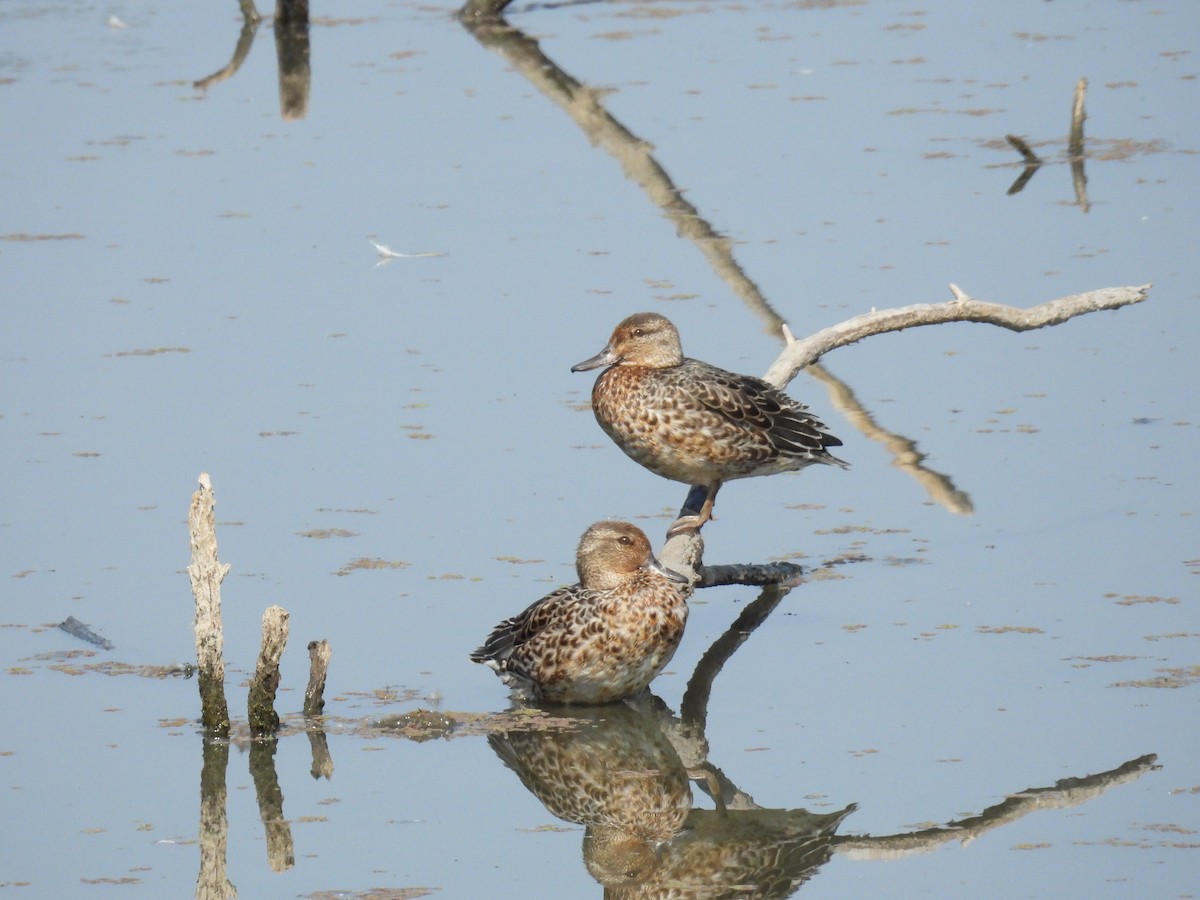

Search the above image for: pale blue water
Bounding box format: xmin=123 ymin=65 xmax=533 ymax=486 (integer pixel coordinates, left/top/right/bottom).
xmin=1 ymin=0 xmax=1196 ymax=897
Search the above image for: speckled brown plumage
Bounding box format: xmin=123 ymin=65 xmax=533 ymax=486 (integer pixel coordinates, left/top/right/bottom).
xmin=572 ymin=312 xmax=849 ymax=532
xmin=471 ymin=521 xmax=690 ymax=705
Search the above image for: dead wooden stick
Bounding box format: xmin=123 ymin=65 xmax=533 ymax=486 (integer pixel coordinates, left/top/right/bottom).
xmin=1069 ymin=77 xmax=1090 ymax=212
xmin=303 ymin=639 xmax=331 ymax=716
xmin=248 ymin=605 xmax=289 ymax=737
xmin=698 ymin=562 xmax=805 ymax=588
xmin=1068 ymin=77 xmax=1088 ymax=161
xmin=188 ymin=473 xmax=231 ymax=736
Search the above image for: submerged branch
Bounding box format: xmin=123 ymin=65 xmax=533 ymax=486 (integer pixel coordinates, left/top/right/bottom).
xmin=459 ymin=0 xmax=513 ymax=18
xmin=196 ymin=740 xmax=237 ymax=900
xmin=274 ymin=0 xmax=311 ymax=121
xmin=249 ymin=738 xmax=295 ymax=871
xmin=1005 ymin=133 xmax=1042 ymax=166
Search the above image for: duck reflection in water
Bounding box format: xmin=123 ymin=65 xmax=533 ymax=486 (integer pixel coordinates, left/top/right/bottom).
xmin=488 ymin=699 xmax=855 ymax=896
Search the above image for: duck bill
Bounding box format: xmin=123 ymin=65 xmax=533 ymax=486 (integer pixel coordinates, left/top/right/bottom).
xmin=644 ymin=555 xmax=689 ymax=584
xmin=570 ymin=345 xmax=618 ymax=372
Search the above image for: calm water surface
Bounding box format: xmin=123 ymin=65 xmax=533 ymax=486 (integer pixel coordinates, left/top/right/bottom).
xmin=1 ymin=0 xmax=1197 ymax=897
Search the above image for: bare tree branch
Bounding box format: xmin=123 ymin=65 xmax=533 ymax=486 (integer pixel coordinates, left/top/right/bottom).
xmin=659 ymin=283 xmax=1150 ymax=546
xmin=763 ymin=283 xmax=1151 ymax=387
xmin=698 ymin=562 xmax=805 ymax=588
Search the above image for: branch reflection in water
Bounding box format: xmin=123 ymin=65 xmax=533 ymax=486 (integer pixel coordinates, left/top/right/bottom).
xmin=194 ymin=0 xmax=311 ymax=120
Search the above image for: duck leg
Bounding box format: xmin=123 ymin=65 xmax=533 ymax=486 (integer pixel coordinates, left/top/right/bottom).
xmin=667 ymin=482 xmax=722 ymax=537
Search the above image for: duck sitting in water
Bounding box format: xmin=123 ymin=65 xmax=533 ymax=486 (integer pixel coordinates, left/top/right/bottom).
xmin=471 ymin=520 xmax=690 ymax=705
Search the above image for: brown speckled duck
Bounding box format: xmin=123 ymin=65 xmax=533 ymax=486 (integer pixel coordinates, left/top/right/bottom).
xmin=572 ymin=312 xmax=849 ymax=534
xmin=471 ymin=521 xmax=690 ymax=705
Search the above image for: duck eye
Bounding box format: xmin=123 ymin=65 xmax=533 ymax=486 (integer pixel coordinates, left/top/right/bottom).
xmin=631 ymin=328 xmax=644 ymax=337
xmin=618 ymin=535 xmax=632 ymax=545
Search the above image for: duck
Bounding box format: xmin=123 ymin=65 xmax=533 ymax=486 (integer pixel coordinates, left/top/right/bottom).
xmin=572 ymin=312 xmax=848 ymax=534
xmin=471 ymin=520 xmax=690 ymax=704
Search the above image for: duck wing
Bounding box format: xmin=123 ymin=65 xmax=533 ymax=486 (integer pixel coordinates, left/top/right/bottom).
xmin=470 ymin=585 xmax=594 ymax=666
xmin=686 ymin=361 xmax=845 ymax=458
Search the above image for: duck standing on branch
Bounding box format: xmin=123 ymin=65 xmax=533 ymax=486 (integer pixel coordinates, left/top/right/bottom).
xmin=572 ymin=312 xmax=849 ymax=536
xmin=471 ymin=521 xmax=690 ymax=705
